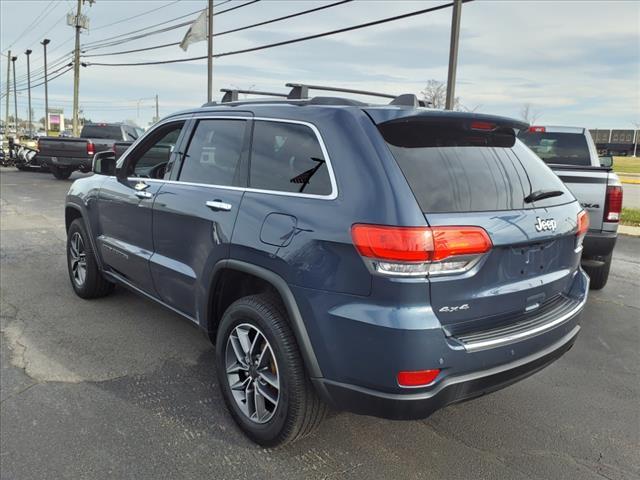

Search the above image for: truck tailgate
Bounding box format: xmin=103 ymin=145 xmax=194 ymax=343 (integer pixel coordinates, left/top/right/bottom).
xmin=38 ymin=137 xmax=88 ymax=159
xmin=550 ymin=165 xmax=608 ymax=231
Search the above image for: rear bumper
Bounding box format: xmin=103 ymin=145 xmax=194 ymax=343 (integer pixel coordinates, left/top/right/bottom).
xmin=313 ymin=325 xmax=580 ymax=420
xmin=583 ymin=230 xmax=617 ymax=258
xmin=40 ymin=155 xmax=92 ymax=171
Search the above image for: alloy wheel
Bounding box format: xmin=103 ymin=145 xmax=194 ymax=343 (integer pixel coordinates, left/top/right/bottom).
xmin=225 ymin=323 xmax=280 ymax=424
xmin=69 ymin=232 xmax=87 ymax=287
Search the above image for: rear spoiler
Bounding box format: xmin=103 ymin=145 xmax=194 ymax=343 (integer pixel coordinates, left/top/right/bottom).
xmin=365 ymin=109 xmax=528 ymax=131
xmin=546 ymin=164 xmax=612 ymax=172
xmin=367 ymin=110 xmax=529 ymax=148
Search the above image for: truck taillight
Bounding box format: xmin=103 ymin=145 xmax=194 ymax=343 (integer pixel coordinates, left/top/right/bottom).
xmin=604 ymin=186 xmax=622 ymax=222
xmin=87 ymin=141 xmax=95 ymax=156
xmin=351 ymin=224 xmax=492 ymax=277
xmin=529 ymin=126 xmax=546 ymax=132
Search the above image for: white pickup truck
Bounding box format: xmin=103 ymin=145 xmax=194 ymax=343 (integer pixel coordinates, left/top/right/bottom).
xmin=519 ymin=126 xmax=623 ymax=289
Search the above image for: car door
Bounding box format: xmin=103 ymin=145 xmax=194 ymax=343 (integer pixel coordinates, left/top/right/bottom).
xmin=150 ymin=116 xmax=250 ymax=318
xmin=96 ymin=119 xmax=188 ymax=295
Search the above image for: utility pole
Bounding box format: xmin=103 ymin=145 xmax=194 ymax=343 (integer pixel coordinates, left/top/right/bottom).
xmin=25 ymin=49 xmax=32 ymax=133
xmin=207 ymin=0 xmax=214 ymax=102
xmin=445 ymin=0 xmax=462 ymax=110
xmin=41 ymin=39 xmax=51 ymax=136
xmin=11 ymin=56 xmax=18 ymax=132
xmin=4 ymin=50 xmax=10 ymax=137
xmin=72 ymin=0 xmax=82 ymax=137
xmin=155 ymin=94 xmax=159 ymax=122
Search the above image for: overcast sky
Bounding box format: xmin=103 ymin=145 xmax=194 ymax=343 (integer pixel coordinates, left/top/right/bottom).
xmin=1 ymin=0 xmax=638 ymax=128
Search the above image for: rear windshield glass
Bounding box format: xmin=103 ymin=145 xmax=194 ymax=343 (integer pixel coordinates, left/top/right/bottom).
xmin=384 ymin=135 xmax=571 ymax=213
xmin=517 ymin=131 xmax=590 ymax=166
xmin=81 ymin=125 xmax=122 ymax=140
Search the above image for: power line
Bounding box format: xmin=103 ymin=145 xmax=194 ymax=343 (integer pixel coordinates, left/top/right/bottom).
xmin=5 ymin=66 xmax=73 ymax=95
xmin=2 ymin=0 xmax=57 ymax=53
xmin=88 ymin=1 xmax=465 ymax=67
xmin=82 ymin=0 xmax=354 ymax=58
xmin=82 ymin=0 xmax=256 ymax=51
xmin=91 ymin=0 xmax=182 ymax=31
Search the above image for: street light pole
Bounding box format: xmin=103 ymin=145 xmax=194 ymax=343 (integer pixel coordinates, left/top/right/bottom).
xmin=207 ymin=0 xmax=214 ymax=102
xmin=41 ymin=39 xmax=50 ymax=136
xmin=25 ymin=49 xmax=32 ymax=134
xmin=445 ymin=0 xmax=462 ymax=110
xmin=4 ymin=50 xmax=10 ymax=137
xmin=72 ymin=0 xmax=82 ymax=137
xmin=11 ymin=56 xmax=18 ymax=132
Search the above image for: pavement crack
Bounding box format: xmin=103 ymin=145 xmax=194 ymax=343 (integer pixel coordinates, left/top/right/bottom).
xmin=0 ymin=382 xmax=40 ymax=405
xmin=320 ymin=463 xmax=363 ymax=480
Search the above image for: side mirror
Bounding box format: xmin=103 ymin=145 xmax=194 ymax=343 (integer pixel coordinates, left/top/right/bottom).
xmin=599 ymin=156 xmax=613 ymax=168
xmin=92 ymin=150 xmax=116 ymax=176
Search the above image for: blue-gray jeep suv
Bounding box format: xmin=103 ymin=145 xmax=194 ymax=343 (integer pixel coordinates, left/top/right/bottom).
xmin=65 ymin=85 xmax=589 ymax=446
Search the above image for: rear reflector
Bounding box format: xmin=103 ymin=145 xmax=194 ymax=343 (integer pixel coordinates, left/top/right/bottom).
xmin=351 ymin=224 xmax=492 ymax=276
xmin=397 ymin=369 xmax=440 ymax=387
xmin=529 ymin=126 xmax=546 ymax=132
xmin=604 ymin=186 xmax=623 ymax=222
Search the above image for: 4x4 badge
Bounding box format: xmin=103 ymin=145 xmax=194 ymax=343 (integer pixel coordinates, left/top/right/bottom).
xmin=535 ymin=217 xmax=556 ymax=232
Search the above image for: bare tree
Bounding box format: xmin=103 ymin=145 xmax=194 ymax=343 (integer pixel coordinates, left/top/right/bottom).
xmin=420 ymin=79 xmax=462 ymax=110
xmin=520 ymin=103 xmax=541 ymax=124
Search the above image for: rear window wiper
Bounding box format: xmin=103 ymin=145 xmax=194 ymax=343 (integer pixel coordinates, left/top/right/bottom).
xmin=524 ymin=189 xmax=565 ymax=203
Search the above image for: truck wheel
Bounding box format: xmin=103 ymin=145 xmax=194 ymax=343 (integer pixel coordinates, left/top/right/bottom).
xmin=51 ymin=166 xmax=73 ymax=180
xmin=583 ymin=252 xmax=612 ymax=290
xmin=67 ymin=219 xmax=114 ymax=298
xmin=216 ymin=294 xmax=327 ymax=447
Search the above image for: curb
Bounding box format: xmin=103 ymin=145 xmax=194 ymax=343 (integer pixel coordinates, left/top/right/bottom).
xmin=619 ymin=225 xmax=640 ymax=237
xmin=620 ymin=178 xmax=640 ymax=185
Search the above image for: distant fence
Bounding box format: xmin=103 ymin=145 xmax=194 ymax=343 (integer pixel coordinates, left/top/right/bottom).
xmin=589 ymin=129 xmax=639 ymax=156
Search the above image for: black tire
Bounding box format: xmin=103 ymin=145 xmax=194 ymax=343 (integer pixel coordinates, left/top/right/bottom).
xmin=216 ymin=293 xmax=327 ymax=447
xmin=67 ymin=219 xmax=114 ymax=299
xmin=51 ymin=166 xmax=73 ymax=180
xmin=583 ymin=252 xmax=612 ymax=290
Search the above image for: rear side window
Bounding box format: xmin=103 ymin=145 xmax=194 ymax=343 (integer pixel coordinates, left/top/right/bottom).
xmin=249 ymin=120 xmax=332 ymax=196
xmin=383 ymin=131 xmax=571 ymax=213
xmin=517 ymin=131 xmax=590 ymax=166
xmin=179 ymin=119 xmax=247 ymax=186
xmin=81 ymin=125 xmax=123 ymax=139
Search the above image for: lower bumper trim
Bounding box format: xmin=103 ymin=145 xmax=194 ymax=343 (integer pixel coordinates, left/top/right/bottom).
xmin=313 ymin=325 xmax=580 ymax=420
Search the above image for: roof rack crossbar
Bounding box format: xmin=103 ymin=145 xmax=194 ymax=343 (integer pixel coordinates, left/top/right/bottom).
xmin=220 ymin=88 xmax=289 ymax=103
xmin=285 ymin=83 xmax=395 ymax=100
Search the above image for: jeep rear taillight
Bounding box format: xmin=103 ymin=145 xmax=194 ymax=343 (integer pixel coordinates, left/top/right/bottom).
xmin=576 ymin=210 xmax=589 ymax=251
xmin=87 ymin=141 xmax=95 ymax=157
xmin=604 ymin=185 xmax=622 ymax=222
xmin=351 ymin=224 xmax=492 ymax=277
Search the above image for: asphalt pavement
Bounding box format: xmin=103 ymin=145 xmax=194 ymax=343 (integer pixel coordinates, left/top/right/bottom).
xmin=1 ymin=168 xmax=639 ymax=480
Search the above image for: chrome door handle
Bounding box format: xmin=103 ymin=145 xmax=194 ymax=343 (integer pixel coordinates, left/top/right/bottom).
xmin=135 ymin=190 xmax=153 ymax=199
xmin=206 ymin=200 xmax=232 ymax=211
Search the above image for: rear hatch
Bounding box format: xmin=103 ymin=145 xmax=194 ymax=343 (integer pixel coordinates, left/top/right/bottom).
xmin=369 ymin=110 xmax=585 ymax=335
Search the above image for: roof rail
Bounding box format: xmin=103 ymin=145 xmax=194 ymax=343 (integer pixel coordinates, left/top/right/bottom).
xmin=286 ymin=83 xmax=394 ymax=100
xmin=285 ymin=83 xmax=426 ymax=107
xmin=220 ymin=88 xmax=289 ymax=103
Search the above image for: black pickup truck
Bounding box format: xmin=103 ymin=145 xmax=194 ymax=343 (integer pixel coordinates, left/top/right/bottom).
xmin=38 ymin=123 xmax=142 ymax=179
